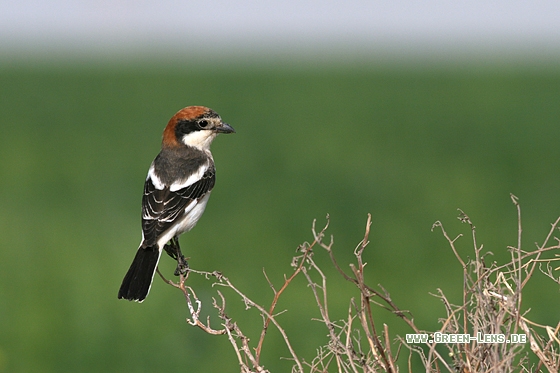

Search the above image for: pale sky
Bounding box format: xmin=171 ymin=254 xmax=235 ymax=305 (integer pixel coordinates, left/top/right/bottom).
xmin=2 ymin=0 xmax=560 ymax=59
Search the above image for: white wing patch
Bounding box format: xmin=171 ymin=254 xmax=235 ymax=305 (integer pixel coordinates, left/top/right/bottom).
xmin=147 ymin=164 xmax=164 ymax=190
xmin=169 ymin=162 xmax=209 ymax=192
xmin=147 ymin=161 xmax=210 ymax=192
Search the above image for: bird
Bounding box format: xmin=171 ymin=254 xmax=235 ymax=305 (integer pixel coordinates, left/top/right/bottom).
xmin=118 ymin=106 xmax=235 ymax=302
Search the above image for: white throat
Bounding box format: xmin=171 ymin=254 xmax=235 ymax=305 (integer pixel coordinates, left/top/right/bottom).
xmin=181 ymin=130 xmax=217 ymax=151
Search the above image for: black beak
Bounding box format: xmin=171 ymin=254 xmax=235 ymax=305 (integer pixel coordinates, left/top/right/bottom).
xmin=216 ymin=122 xmax=235 ymax=134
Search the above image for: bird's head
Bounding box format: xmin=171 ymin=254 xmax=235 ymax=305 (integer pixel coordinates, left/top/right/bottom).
xmin=162 ymin=106 xmax=235 ymax=151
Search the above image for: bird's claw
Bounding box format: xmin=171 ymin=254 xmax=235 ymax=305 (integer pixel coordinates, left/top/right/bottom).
xmin=174 ymin=255 xmax=189 ymax=276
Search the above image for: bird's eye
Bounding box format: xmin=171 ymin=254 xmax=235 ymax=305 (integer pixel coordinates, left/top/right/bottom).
xmin=198 ymin=120 xmax=209 ymax=128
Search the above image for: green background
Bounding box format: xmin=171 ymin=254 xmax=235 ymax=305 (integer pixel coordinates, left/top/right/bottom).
xmin=1 ymin=60 xmax=559 ymax=372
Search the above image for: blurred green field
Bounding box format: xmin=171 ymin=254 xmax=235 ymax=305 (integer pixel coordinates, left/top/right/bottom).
xmin=1 ymin=60 xmax=559 ymax=372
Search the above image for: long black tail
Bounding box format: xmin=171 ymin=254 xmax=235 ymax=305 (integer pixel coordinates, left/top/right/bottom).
xmin=118 ymin=246 xmax=161 ymax=302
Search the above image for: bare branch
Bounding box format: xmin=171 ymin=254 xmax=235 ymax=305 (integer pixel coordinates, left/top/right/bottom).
xmin=155 ymin=202 xmax=559 ymax=373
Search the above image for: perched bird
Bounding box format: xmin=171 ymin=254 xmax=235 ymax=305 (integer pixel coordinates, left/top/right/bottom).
xmin=118 ymin=106 xmax=235 ymax=302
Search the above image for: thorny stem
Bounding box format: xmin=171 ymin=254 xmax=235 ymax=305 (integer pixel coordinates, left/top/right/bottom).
xmin=157 ymin=267 xmax=226 ymax=335
xmin=523 ymin=215 xmax=560 ymax=289
xmin=510 ymin=194 xmax=523 ymax=335
xmin=254 ymin=237 xmax=314 ymax=364
xmin=215 ymin=274 xmax=304 ymax=372
xmin=353 ymin=215 xmax=393 ymax=372
xmin=155 ymin=205 xmax=559 ymax=373
xmin=432 ymin=218 xmax=471 ymax=345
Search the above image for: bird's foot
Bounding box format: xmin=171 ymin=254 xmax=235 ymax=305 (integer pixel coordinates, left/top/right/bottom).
xmin=174 ymin=254 xmax=189 ymax=276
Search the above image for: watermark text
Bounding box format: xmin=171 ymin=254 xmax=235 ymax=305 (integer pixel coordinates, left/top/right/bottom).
xmin=406 ymin=332 xmax=527 ymax=344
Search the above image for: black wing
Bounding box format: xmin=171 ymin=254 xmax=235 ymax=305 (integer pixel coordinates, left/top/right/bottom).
xmin=141 ymin=167 xmax=215 ymax=247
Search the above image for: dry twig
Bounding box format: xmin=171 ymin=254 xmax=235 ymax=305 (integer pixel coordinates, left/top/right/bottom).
xmin=157 ymin=197 xmax=559 ymax=373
